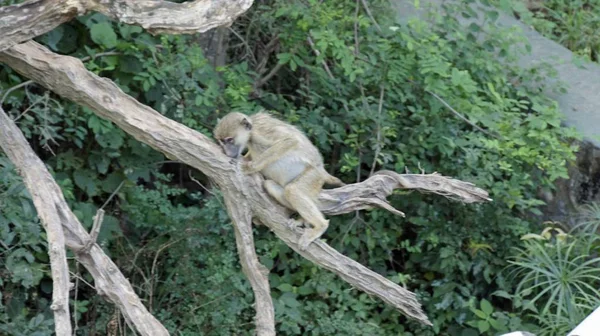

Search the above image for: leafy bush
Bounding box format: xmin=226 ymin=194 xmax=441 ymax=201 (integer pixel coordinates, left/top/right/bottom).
xmin=0 ymin=0 xmax=582 ymax=334
xmin=497 ymin=0 xmax=600 ymax=62
xmin=507 ymin=204 xmax=600 ymax=336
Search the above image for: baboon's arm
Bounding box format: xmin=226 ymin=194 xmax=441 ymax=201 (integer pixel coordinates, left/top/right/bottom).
xmin=245 ymin=137 xmax=298 ymax=173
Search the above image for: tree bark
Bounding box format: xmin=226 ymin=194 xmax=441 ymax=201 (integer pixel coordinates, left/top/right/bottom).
xmin=0 ymin=0 xmax=84 ymax=52
xmin=0 ymin=0 xmax=254 ymax=52
xmin=222 ymin=187 xmax=275 ymax=336
xmin=0 ymin=111 xmax=169 ymax=335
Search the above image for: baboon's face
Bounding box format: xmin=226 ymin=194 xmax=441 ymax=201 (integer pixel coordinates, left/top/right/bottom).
xmin=214 ymin=112 xmax=252 ymax=158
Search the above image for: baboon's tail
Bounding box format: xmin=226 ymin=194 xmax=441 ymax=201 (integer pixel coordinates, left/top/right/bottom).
xmin=322 ymin=171 xmax=345 ymax=187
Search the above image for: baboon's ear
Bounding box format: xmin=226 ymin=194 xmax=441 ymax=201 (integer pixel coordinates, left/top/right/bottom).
xmin=241 ymin=117 xmax=252 ymax=130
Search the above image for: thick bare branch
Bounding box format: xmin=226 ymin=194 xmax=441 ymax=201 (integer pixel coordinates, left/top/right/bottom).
xmin=0 ymin=106 xmax=72 ymax=334
xmin=88 ymin=0 xmax=254 ymax=35
xmin=0 ymin=0 xmax=85 ymax=52
xmin=0 ymin=0 xmax=254 ymax=52
xmin=222 ymin=186 xmax=275 ymax=336
xmin=0 ymin=41 xmax=492 ymax=326
xmin=0 ymin=107 xmax=169 ymax=335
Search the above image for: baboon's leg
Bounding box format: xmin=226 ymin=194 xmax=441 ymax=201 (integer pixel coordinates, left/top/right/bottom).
xmin=263 ymin=180 xmax=293 ymax=209
xmin=283 ymin=168 xmax=328 ymax=250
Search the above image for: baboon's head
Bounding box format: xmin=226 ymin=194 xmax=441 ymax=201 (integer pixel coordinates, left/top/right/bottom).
xmin=213 ymin=112 xmax=252 ymax=158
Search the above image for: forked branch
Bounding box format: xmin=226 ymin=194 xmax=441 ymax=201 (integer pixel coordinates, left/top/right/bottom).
xmin=0 ymin=41 xmax=492 ymax=328
xmin=0 ymin=106 xmax=168 ymax=336
xmin=319 ymin=170 xmax=491 ymax=216
xmin=0 ymin=107 xmax=72 ymax=334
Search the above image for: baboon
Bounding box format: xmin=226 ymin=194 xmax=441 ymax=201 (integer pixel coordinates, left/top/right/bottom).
xmin=214 ymin=111 xmax=344 ymax=249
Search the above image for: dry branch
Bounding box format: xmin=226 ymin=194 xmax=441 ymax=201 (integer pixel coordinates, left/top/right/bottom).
xmin=319 ymin=170 xmax=491 ymax=216
xmin=0 ymin=106 xmax=169 ymax=335
xmin=87 ymin=0 xmax=255 ymax=35
xmin=0 ymin=0 xmax=254 ymax=52
xmin=0 ymin=106 xmax=72 ymax=335
xmin=0 ymin=0 xmax=85 ymax=52
xmin=0 ymin=41 xmax=491 ymax=326
xmin=222 ymin=187 xmax=275 ymax=336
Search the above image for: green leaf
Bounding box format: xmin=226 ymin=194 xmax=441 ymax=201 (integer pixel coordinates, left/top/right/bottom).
xmin=45 ymin=26 xmax=65 ymax=51
xmin=480 ymin=299 xmax=493 ymax=315
xmin=90 ymin=22 xmax=118 ymax=49
xmin=279 ymin=293 xmax=301 ymax=308
xmin=297 ymin=286 xmax=313 ymax=295
xmin=488 ymin=318 xmax=505 ymax=331
xmin=277 ymin=283 xmax=293 ymax=292
xmin=485 ymin=10 xmax=499 ymax=22
xmin=472 ymin=308 xmax=487 ymax=319
xmin=492 ymin=290 xmax=512 ymax=299
xmin=277 ymin=53 xmax=292 ymax=64
xmin=73 ymin=170 xmax=98 ymax=197
xmin=477 ymin=320 xmax=490 ymax=333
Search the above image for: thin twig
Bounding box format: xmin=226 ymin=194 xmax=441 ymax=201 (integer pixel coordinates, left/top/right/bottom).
xmin=1 ymin=80 xmax=33 ymax=104
xmin=425 ymin=90 xmax=499 ymax=138
xmin=83 ymin=209 xmax=105 ymax=252
xmin=188 ymin=171 xmax=225 ymax=207
xmin=190 ymin=292 xmax=235 ymax=313
xmin=228 ymin=26 xmax=257 ymax=64
xmin=369 ymin=85 xmax=385 ymax=177
xmin=354 ymin=0 xmax=360 ymax=56
xmin=100 ymin=180 xmax=125 ymax=210
xmin=307 ymin=36 xmax=335 ymax=79
xmin=360 ymin=0 xmax=381 ymax=32
xmin=149 ymin=238 xmax=185 ymax=313
xmin=69 ymin=270 xmax=95 ymax=290
xmin=79 ymin=51 xmax=121 ymax=63
xmin=13 ymin=92 xmax=48 ymax=121
xmin=72 ymin=263 xmax=79 ymax=336
xmin=306 ymin=34 xmax=351 ymax=113
xmin=255 ymin=36 xmax=281 ymax=75
xmin=255 ymin=62 xmax=285 ymax=89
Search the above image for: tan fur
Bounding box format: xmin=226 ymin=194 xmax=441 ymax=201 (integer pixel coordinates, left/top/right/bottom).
xmin=214 ymin=111 xmax=344 ymax=249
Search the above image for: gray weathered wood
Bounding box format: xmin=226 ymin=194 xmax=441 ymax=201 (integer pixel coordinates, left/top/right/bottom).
xmin=0 ymin=108 xmax=169 ymax=335
xmin=0 ymin=0 xmax=84 ymax=52
xmin=0 ymin=106 xmax=73 ymax=335
xmin=0 ymin=0 xmax=254 ymax=53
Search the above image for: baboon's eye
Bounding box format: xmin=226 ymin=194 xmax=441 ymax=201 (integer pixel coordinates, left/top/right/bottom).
xmin=223 ymin=137 xmax=234 ymax=144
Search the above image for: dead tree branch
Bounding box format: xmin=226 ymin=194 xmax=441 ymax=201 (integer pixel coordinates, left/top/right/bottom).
xmin=0 ymin=41 xmax=491 ymax=326
xmin=319 ymin=170 xmax=492 ymax=216
xmin=0 ymin=0 xmax=85 ymax=52
xmin=0 ymin=106 xmax=72 ymax=335
xmin=0 ymin=105 xmax=169 ymax=335
xmin=222 ymin=185 xmax=275 ymax=336
xmin=0 ymin=0 xmax=254 ymax=52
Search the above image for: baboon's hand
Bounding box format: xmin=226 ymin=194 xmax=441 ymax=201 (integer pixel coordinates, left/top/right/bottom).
xmin=241 ymin=161 xmax=259 ymax=174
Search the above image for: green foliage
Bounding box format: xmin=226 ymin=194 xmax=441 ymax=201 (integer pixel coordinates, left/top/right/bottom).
xmin=497 ymin=0 xmax=600 ymax=62
xmin=507 ymin=205 xmax=600 ymax=335
xmin=0 ymin=158 xmax=55 ymax=334
xmin=0 ymin=0 xmax=584 ymax=334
